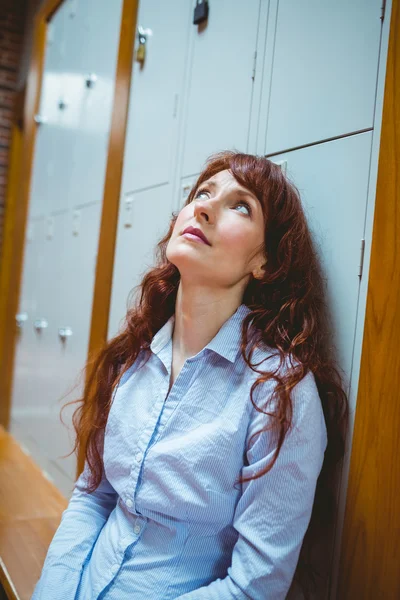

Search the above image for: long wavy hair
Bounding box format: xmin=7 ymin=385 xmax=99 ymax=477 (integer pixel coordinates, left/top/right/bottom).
xmin=63 ymin=150 xmax=348 ymax=599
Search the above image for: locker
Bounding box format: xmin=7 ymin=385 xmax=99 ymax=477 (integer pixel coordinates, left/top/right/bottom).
xmin=12 ymin=206 xmax=101 ymax=488
xmin=260 ymin=0 xmax=382 ymax=155
xmin=56 ymin=203 xmax=102 ymax=379
xmin=11 ymin=213 xmax=76 ymax=492
xmin=34 ymin=206 xmax=101 ymax=485
xmin=40 ymin=0 xmax=80 ymax=215
xmin=63 ymin=0 xmax=124 ymax=208
xmin=15 ymin=213 xmax=69 ymax=418
xmin=181 ymin=0 xmax=262 ymax=178
xmin=108 ymin=184 xmax=175 ymax=338
xmin=108 ymin=0 xmax=191 ymax=337
xmin=270 ymin=131 xmax=373 ymax=394
xmin=120 ymin=0 xmax=191 ymax=193
xmin=29 ymin=0 xmax=70 ymax=218
xmin=11 ymin=218 xmax=47 ymax=413
xmin=63 ymin=0 xmax=123 ymax=77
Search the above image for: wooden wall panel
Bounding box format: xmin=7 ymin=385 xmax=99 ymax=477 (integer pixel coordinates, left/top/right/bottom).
xmin=337 ymin=0 xmax=400 ymax=597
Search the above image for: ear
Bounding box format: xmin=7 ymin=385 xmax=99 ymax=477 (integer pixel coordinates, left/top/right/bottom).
xmin=252 ymin=261 xmax=267 ymax=280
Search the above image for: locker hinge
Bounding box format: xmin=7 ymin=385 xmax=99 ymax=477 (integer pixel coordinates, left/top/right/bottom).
xmin=252 ymin=51 xmax=257 ymax=81
xmin=381 ymin=0 xmax=386 ymax=21
xmin=358 ymin=239 xmax=366 ymax=279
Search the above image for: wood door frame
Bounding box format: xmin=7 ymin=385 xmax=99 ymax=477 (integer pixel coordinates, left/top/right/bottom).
xmin=337 ymin=0 xmax=400 ymax=597
xmin=0 ymin=0 xmax=139 ymax=436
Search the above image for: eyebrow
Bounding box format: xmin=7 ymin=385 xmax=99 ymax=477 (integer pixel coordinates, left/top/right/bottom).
xmin=201 ymin=179 xmax=258 ymax=204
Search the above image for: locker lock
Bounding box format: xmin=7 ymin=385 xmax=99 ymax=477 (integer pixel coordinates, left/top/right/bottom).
xmin=58 ymin=98 xmax=68 ymax=110
xmin=58 ymin=327 xmax=73 ymax=342
xmin=193 ymin=0 xmax=209 ymax=25
xmin=136 ymin=26 xmax=152 ymax=67
xmin=85 ymin=73 xmax=97 ymax=88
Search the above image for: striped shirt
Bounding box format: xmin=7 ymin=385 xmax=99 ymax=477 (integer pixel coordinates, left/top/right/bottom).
xmin=32 ymin=303 xmax=327 ymax=599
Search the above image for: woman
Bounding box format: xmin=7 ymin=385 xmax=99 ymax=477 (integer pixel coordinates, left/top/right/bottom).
xmin=32 ymin=151 xmax=348 ymax=599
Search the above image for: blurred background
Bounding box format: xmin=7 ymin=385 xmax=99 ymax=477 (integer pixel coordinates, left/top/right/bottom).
xmin=0 ymin=1 xmax=398 ymax=599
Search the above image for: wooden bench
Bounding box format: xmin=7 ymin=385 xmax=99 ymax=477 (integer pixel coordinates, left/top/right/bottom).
xmin=0 ymin=425 xmax=68 ymax=600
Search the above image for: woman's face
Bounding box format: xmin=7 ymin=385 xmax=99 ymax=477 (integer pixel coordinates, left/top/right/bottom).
xmin=166 ymin=169 xmax=266 ymax=290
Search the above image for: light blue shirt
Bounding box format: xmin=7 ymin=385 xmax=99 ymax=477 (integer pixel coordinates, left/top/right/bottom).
xmin=32 ymin=303 xmax=327 ymax=599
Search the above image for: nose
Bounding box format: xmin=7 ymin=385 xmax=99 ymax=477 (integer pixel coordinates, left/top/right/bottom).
xmin=193 ymin=195 xmax=217 ymax=223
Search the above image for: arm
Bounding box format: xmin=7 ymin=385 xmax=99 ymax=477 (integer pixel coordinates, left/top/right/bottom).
xmin=176 ymin=371 xmax=328 ymax=600
xmin=31 ymin=460 xmax=118 ymax=600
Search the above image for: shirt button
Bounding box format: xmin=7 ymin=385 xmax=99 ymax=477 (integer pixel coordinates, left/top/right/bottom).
xmin=111 ymin=563 xmax=119 ymax=575
xmin=126 ymin=499 xmax=133 ymax=508
xmin=135 ymin=452 xmax=143 ymax=463
xmin=134 ymin=524 xmax=141 ymax=534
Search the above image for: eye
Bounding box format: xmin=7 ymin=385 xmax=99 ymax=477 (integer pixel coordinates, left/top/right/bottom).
xmin=234 ymin=201 xmax=252 ymax=216
xmin=193 ymin=188 xmax=209 ymax=200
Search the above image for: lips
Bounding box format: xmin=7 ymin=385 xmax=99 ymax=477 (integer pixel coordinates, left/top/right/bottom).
xmin=181 ymin=226 xmax=211 ymax=246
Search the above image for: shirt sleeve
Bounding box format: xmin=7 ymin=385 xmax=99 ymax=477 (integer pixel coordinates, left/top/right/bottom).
xmin=175 ymin=370 xmax=328 ymax=600
xmin=31 ymin=459 xmax=118 ymax=600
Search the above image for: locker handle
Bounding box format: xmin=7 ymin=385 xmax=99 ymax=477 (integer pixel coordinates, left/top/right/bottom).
xmin=15 ymin=312 xmax=28 ymax=328
xmin=58 ymin=327 xmax=73 ymax=341
xmin=34 ymin=318 xmax=48 ymax=332
xmin=34 ymin=114 xmax=48 ymax=125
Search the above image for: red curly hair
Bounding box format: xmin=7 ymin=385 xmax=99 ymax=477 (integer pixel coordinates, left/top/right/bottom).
xmin=63 ymin=150 xmax=348 ymax=598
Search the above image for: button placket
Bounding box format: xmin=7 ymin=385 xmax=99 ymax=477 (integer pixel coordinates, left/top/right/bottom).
xmin=149 ymin=358 xmax=200 ymax=445
xmin=121 ymin=387 xmax=166 ymax=510
xmin=126 ymin=387 xmax=170 ymax=510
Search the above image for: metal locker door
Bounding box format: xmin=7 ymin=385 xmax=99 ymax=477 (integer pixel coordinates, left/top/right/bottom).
xmin=11 ymin=218 xmax=47 ymax=417
xmin=10 ymin=212 xmax=75 ymax=495
xmin=63 ymin=0 xmax=124 ymax=209
xmin=260 ymin=0 xmax=382 ymax=155
xmin=49 ymin=0 xmax=87 ymax=215
xmin=56 ymin=203 xmax=102 ymax=399
xmin=181 ymin=0 xmax=262 ymax=179
xmin=270 ymin=131 xmax=373 ymax=391
xmin=109 ymin=184 xmax=177 ymax=338
xmin=37 ymin=205 xmax=103 ymax=491
xmin=29 ymin=214 xmax=66 ymax=406
xmin=121 ymin=0 xmax=191 ymax=193
xmin=32 ymin=211 xmax=77 ymax=494
xmin=269 ymin=132 xmax=375 ymax=600
xmin=28 ymin=1 xmax=70 ymax=218
xmin=108 ymin=0 xmax=191 ymax=338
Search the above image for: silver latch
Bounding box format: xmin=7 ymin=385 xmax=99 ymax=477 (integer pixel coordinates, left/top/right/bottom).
xmin=34 ymin=114 xmax=48 ymax=125
xmin=58 ymin=327 xmax=73 ymax=341
xmin=15 ymin=312 xmax=28 ymax=329
xmin=34 ymin=318 xmax=48 ymax=332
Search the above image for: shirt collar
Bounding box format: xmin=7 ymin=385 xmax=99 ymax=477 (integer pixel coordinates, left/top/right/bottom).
xmin=150 ymin=303 xmax=252 ymax=364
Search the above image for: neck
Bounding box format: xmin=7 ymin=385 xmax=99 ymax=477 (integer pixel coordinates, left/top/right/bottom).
xmin=172 ymin=281 xmax=243 ymax=360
